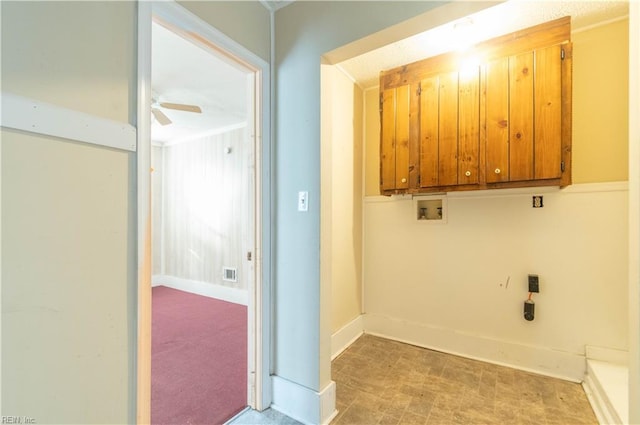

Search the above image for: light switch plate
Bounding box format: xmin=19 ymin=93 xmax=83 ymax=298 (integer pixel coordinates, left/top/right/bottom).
xmin=298 ymin=191 xmax=308 ymax=212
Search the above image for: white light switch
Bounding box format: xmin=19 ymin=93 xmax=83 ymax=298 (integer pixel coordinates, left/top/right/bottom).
xmin=298 ymin=191 xmax=309 ymax=212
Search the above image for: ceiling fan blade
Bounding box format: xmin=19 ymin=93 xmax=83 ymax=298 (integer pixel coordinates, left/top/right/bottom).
xmin=159 ymin=102 xmax=202 ymax=113
xmin=152 ymin=108 xmax=172 ymax=126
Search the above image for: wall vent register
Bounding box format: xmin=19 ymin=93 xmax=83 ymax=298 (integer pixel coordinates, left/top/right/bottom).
xmin=222 ymin=267 xmax=237 ymax=282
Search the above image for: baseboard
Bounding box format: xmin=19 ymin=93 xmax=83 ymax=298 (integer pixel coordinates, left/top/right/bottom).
xmin=271 ymin=376 xmax=337 ymax=425
xmin=331 ymin=315 xmax=364 ymax=360
xmin=583 ymin=368 xmax=619 ymax=425
xmin=224 ymin=406 xmax=251 ymax=425
xmin=152 ymin=274 xmax=248 ymax=306
xmin=586 ymin=345 xmax=629 ymax=366
xmin=583 ymin=359 xmax=628 ymax=425
xmin=364 ymin=313 xmax=585 ymax=382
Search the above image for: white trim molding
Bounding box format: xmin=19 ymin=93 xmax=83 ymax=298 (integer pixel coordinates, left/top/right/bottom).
xmin=152 ymin=275 xmax=248 ymax=306
xmin=271 ymin=377 xmax=337 ymax=425
xmin=139 ymin=0 xmax=273 ymax=414
xmin=331 ymin=315 xmax=364 ymax=360
xmin=583 ymin=346 xmax=630 ymax=424
xmin=364 ymin=313 xmax=586 ymax=382
xmin=1 ymin=92 xmax=137 ymax=151
xmin=585 ymin=345 xmax=629 ymax=366
xmin=628 ymin=3 xmax=640 ymax=424
xmin=136 ymin=2 xmax=153 ymax=423
xmin=154 ymin=0 xmax=273 ymax=411
xmin=583 ymin=360 xmax=628 ymax=425
xmin=364 ymin=181 xmax=629 ymax=204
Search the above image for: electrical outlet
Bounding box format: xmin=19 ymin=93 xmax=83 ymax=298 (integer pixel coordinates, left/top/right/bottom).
xmin=528 ymin=274 xmax=539 ymax=293
xmin=532 ymin=196 xmax=544 ymax=208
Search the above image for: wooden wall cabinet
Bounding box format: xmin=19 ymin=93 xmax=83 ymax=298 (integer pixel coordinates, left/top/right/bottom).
xmin=380 ymin=84 xmax=413 ymax=191
xmin=379 ymin=17 xmax=572 ymax=196
xmin=485 ymin=44 xmax=568 ymax=184
xmin=419 ymin=67 xmax=481 ymax=190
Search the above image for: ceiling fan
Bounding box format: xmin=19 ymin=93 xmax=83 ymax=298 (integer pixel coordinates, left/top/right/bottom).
xmin=151 ymin=98 xmax=202 ymax=126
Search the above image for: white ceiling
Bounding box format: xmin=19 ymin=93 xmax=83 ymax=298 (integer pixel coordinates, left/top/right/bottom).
xmin=151 ymin=22 xmax=251 ymax=144
xmin=152 ymin=1 xmax=628 ymax=143
xmin=260 ymin=0 xmax=295 ymax=12
xmin=338 ymin=0 xmax=629 ymax=89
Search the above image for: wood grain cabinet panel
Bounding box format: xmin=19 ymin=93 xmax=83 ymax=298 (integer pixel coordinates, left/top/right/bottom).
xmin=380 ymin=87 xmax=396 ymax=191
xmin=417 ymin=68 xmax=480 ymax=189
xmin=438 ymin=71 xmax=459 ymax=186
xmin=380 ymin=17 xmax=572 ymax=195
xmin=458 ymin=66 xmax=480 ymax=185
xmin=485 ymin=57 xmax=510 ymax=183
xmin=394 ymin=85 xmax=411 ymax=189
xmin=419 ymin=76 xmax=439 ymax=188
xmin=534 ymin=44 xmax=563 ymax=180
xmin=485 ymin=45 xmax=567 ymax=185
xmin=509 ymin=51 xmax=535 ymax=181
xmin=380 ymin=85 xmax=411 ymax=191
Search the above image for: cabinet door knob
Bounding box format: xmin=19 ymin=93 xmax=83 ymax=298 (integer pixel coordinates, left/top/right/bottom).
xmin=401 ymin=177 xmax=407 ymax=183
xmin=495 ymin=168 xmax=501 ymax=174
xmin=465 ymin=171 xmax=471 ymax=177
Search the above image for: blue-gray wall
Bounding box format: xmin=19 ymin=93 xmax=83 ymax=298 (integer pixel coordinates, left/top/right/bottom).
xmin=273 ymin=0 xmax=467 ymax=391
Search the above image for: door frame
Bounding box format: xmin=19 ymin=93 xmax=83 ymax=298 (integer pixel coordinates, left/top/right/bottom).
xmin=136 ymin=2 xmax=272 ymax=423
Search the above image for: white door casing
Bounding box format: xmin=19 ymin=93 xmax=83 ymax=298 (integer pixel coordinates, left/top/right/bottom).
xmin=136 ymin=2 xmax=272 ymax=422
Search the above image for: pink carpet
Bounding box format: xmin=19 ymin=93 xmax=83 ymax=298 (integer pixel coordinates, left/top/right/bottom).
xmin=152 ymin=286 xmax=247 ymax=425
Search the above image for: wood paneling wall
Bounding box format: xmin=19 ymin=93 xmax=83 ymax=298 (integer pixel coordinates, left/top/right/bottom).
xmin=152 ymin=127 xmax=251 ymax=291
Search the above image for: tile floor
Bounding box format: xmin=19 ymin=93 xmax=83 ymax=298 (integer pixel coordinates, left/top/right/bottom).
xmin=331 ymin=335 xmax=598 ymax=425
xmin=228 ymin=407 xmax=301 ymax=425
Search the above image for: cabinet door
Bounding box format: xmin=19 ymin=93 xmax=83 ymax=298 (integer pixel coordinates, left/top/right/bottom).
xmin=534 ymin=44 xmax=562 ymax=180
xmin=458 ymin=66 xmax=480 ymax=184
xmin=509 ymin=51 xmax=535 ymax=181
xmin=486 ymin=47 xmax=564 ymax=184
xmin=380 ymin=84 xmax=411 ymax=191
xmin=419 ymin=68 xmax=480 ymax=188
xmin=438 ymin=71 xmax=459 ymax=186
xmin=485 ymin=57 xmax=510 ymax=183
xmin=419 ymin=76 xmax=439 ymax=187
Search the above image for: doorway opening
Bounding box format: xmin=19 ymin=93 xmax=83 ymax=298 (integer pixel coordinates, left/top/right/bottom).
xmin=137 ymin=2 xmax=272 ymax=423
xmin=149 ymin=18 xmax=254 ymax=424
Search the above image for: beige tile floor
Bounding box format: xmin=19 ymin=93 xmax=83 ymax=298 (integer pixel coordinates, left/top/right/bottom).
xmin=331 ymin=335 xmax=598 ymax=425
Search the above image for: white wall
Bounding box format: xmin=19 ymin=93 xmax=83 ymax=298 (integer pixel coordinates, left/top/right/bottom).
xmin=321 ymin=65 xmax=364 ymax=335
xmin=2 ymin=132 xmax=135 ymax=422
xmin=364 ymin=184 xmax=628 ymax=380
xmin=1 ymin=2 xmax=136 ymax=422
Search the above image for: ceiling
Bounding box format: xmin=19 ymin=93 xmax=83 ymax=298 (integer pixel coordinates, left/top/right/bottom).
xmin=338 ymin=0 xmax=629 ymax=89
xmin=260 ymin=0 xmax=295 ymax=12
xmin=152 ymin=1 xmax=628 ymax=143
xmin=151 ymin=22 xmax=251 ymax=144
